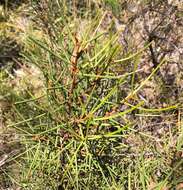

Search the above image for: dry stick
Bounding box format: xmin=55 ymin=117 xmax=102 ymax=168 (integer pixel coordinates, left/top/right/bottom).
xmin=13 ymin=58 xmax=32 ymax=74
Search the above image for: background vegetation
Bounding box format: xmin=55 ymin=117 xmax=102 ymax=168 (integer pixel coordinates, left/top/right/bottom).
xmin=0 ymin=0 xmax=183 ymax=189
